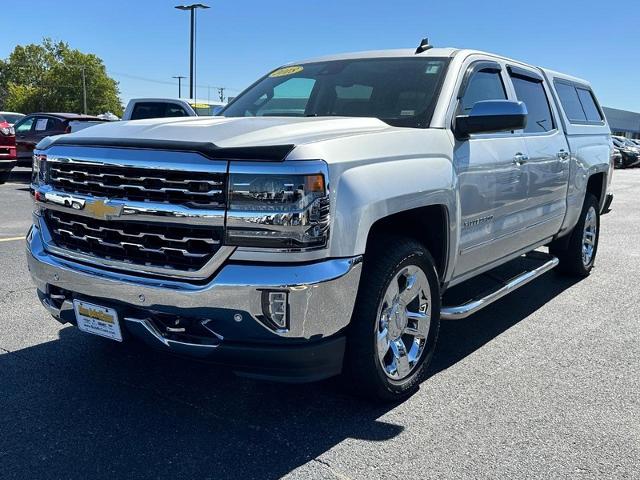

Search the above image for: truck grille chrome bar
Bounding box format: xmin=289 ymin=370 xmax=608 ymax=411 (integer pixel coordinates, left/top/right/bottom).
xmin=49 ymin=162 xmax=226 ymax=208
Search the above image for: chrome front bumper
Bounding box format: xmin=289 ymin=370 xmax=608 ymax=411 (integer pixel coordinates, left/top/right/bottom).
xmin=27 ymin=221 xmax=362 ymax=379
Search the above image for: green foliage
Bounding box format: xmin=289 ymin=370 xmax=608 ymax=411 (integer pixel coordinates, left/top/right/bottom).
xmin=0 ymin=38 xmax=123 ymax=116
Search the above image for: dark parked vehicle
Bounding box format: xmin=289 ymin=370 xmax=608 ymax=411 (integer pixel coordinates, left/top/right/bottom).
xmin=0 ymin=118 xmax=17 ymax=184
xmin=13 ymin=113 xmax=106 ymax=165
xmin=612 ymin=136 xmax=640 ymax=168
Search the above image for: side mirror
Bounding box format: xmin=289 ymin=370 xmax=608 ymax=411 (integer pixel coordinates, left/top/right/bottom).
xmin=454 ymin=100 xmax=527 ymax=140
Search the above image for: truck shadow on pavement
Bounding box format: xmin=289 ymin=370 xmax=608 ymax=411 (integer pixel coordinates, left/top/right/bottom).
xmin=0 ymin=271 xmax=579 ymax=479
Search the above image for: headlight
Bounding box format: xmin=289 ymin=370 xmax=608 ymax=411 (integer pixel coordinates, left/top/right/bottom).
xmin=226 ymin=163 xmax=330 ymax=250
xmin=0 ymin=126 xmax=14 ymax=136
xmin=32 ymin=153 xmax=47 ymax=185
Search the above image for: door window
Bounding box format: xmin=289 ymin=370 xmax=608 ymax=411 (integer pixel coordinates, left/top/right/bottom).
xmin=34 ymin=117 xmax=50 ymax=132
xmin=459 ymin=69 xmax=507 ymax=115
xmin=15 ymin=117 xmax=34 ymax=134
xmin=510 ymin=75 xmax=555 ymax=133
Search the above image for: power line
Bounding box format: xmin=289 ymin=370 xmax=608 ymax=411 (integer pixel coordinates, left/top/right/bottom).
xmin=108 ymin=70 xmax=240 ymax=92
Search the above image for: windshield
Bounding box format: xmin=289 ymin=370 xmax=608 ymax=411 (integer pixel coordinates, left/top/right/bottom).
xmin=222 ymin=57 xmax=450 ymax=128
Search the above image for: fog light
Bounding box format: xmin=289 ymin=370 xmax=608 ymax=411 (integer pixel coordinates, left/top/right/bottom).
xmin=262 ymin=291 xmax=288 ymax=330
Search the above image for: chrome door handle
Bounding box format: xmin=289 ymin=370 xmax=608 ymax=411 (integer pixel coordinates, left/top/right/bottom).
xmin=557 ymin=149 xmax=570 ymax=160
xmin=513 ymin=153 xmax=529 ymax=166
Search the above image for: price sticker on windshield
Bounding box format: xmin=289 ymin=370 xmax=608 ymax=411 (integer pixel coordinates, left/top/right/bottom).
xmin=269 ymin=66 xmax=304 ymax=78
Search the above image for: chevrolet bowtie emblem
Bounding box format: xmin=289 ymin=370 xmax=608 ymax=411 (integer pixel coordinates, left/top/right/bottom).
xmin=83 ymin=199 xmax=124 ymax=220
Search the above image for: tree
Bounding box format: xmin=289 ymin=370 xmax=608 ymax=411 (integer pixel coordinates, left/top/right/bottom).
xmin=0 ymin=38 xmax=123 ymax=116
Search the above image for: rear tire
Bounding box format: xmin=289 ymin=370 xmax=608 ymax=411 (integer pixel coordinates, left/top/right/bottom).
xmin=343 ymin=235 xmax=440 ymax=403
xmin=0 ymin=171 xmax=10 ymax=185
xmin=550 ymin=193 xmax=600 ymax=277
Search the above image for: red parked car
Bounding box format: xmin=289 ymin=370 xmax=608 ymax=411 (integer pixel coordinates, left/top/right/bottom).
xmin=0 ymin=116 xmax=17 ymax=184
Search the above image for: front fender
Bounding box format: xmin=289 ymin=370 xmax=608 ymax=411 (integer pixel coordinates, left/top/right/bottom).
xmin=330 ymin=155 xmax=457 ymax=259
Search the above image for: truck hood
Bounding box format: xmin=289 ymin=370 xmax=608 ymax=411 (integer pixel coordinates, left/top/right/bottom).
xmin=68 ymin=116 xmax=393 ymax=150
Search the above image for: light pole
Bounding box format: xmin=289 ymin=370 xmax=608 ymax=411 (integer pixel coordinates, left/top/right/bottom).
xmin=175 ymin=3 xmax=210 ymax=100
xmin=172 ymin=75 xmax=186 ymax=98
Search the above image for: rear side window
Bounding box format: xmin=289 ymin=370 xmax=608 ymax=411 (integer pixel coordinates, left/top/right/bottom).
xmin=510 ymin=75 xmax=554 ymax=133
xmin=576 ymin=88 xmax=603 ymax=122
xmin=554 ymin=81 xmax=603 ymax=124
xmin=459 ymin=70 xmax=507 ymax=114
xmin=554 ymin=82 xmax=586 ymax=122
xmin=131 ymin=102 xmax=188 ymax=120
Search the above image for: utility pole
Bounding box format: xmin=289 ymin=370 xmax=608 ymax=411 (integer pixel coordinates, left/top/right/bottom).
xmin=175 ymin=4 xmax=210 ymax=100
xmin=172 ymin=75 xmax=186 ymax=98
xmin=218 ymin=87 xmax=225 ymax=103
xmin=81 ymin=66 xmax=87 ymax=114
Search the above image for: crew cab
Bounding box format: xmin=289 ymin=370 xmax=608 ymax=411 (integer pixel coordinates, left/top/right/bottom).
xmin=27 ymin=42 xmax=613 ymax=401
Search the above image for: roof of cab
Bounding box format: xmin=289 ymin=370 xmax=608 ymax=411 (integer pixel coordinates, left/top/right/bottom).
xmin=539 ymin=68 xmax=591 ymax=87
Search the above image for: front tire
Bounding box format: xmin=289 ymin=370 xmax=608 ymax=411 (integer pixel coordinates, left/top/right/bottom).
xmin=550 ymin=193 xmax=600 ymax=277
xmin=343 ymin=235 xmax=440 ymax=402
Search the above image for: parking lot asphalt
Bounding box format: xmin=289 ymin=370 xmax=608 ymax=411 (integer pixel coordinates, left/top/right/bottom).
xmin=0 ymin=167 xmax=638 ymax=480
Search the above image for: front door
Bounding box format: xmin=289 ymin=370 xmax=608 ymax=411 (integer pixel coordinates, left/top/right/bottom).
xmin=14 ymin=116 xmax=35 ymax=160
xmin=452 ymin=61 xmax=530 ymax=278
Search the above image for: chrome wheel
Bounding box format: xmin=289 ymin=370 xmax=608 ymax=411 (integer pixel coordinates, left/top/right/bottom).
xmin=582 ymin=206 xmax=597 ymax=267
xmin=376 ymin=265 xmax=431 ymax=381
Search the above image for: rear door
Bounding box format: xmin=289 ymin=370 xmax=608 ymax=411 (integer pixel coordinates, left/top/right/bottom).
xmin=506 ymin=65 xmax=569 ymax=242
xmin=452 ymin=59 xmax=530 ymax=277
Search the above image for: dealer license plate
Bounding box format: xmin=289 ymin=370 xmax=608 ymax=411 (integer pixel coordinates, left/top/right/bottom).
xmin=73 ymin=300 xmax=123 ymax=342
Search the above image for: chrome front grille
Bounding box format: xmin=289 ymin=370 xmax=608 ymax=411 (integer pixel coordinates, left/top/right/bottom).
xmin=49 ymin=162 xmax=226 ymax=208
xmin=45 ymin=210 xmax=223 ymax=272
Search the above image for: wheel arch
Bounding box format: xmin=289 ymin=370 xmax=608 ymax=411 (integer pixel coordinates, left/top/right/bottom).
xmin=365 ymin=205 xmax=451 ymax=281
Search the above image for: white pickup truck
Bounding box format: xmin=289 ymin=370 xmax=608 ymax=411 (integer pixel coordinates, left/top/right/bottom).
xmin=28 ymin=41 xmax=613 ymax=401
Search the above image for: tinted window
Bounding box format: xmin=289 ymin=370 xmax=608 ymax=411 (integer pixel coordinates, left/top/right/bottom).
xmin=576 ymin=88 xmax=602 ymax=122
xmin=554 ymin=82 xmax=586 ymax=122
xmin=46 ymin=118 xmax=65 ymax=133
xmin=223 ymin=58 xmax=449 ymax=128
xmin=131 ymin=102 xmax=188 ymax=120
xmin=511 ymin=76 xmax=554 ymax=133
xmin=459 ymin=70 xmax=507 ymax=115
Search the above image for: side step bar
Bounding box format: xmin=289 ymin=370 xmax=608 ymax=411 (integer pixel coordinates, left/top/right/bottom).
xmin=441 ymin=254 xmax=559 ymax=320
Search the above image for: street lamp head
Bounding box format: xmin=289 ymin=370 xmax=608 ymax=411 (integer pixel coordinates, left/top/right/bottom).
xmin=175 ymin=3 xmax=210 ymax=10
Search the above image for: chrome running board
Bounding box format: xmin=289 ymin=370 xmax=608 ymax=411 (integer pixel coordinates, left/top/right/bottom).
xmin=441 ymin=253 xmax=559 ymax=320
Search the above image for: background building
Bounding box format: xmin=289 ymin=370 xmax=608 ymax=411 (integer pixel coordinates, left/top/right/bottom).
xmin=603 ymin=107 xmax=640 ymax=139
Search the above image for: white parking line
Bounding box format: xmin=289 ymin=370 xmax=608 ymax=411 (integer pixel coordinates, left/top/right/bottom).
xmin=0 ymin=236 xmax=24 ymax=243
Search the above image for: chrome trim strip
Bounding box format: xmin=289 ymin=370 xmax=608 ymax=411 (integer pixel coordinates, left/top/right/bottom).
xmin=38 ymin=186 xmax=226 ymax=226
xmin=441 ymin=254 xmax=559 ymax=320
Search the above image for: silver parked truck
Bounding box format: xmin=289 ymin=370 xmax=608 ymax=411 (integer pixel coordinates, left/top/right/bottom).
xmin=27 ymin=41 xmax=613 ymax=401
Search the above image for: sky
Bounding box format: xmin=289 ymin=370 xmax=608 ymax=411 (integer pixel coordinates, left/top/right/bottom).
xmin=1 ymin=0 xmax=639 ymax=111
